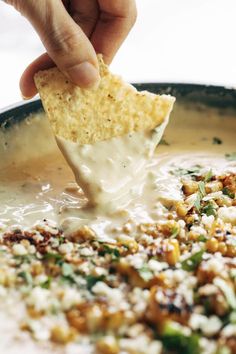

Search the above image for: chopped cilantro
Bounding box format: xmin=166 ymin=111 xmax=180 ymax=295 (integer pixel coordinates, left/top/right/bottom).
xmin=198 ymin=181 xmax=206 ymax=197
xmin=170 ymin=226 xmax=179 ymax=239
xmin=18 ymin=271 xmax=33 ymax=286
xmin=212 ymin=137 xmax=222 ymax=145
xmin=86 ymin=275 xmax=105 ymax=290
xmin=225 ymin=152 xmax=236 ymax=161
xmin=181 ymin=250 xmax=204 ymax=272
xmin=171 ymin=166 xmax=201 ymax=178
xmin=43 ymin=252 xmax=63 ymax=264
xmin=222 ymin=187 xmax=235 ymax=199
xmin=202 ymin=202 xmax=217 ymax=216
xmin=40 ymin=277 xmax=52 ymax=289
xmin=161 ymin=322 xmax=200 ymax=354
xmin=99 ymin=245 xmax=120 ymax=259
xmin=198 ymin=235 xmax=207 ymax=242
xmin=204 ymin=169 xmax=213 ymax=182
xmin=194 ymin=182 xmax=207 ymax=213
xmin=138 ymin=265 xmax=153 ymax=282
xmin=159 ymin=138 xmax=169 ymax=146
xmin=194 ymin=193 xmax=202 ymax=212
xmin=61 ymin=262 xmax=78 ymax=285
xmin=62 ymin=262 xmax=74 ymax=277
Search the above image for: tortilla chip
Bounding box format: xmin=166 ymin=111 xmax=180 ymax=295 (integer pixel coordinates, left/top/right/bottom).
xmin=34 ymin=55 xmax=175 ymax=145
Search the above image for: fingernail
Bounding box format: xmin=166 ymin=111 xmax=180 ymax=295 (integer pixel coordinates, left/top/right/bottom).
xmin=66 ymin=62 xmax=100 ymax=89
xmin=21 ymin=92 xmax=34 ymax=100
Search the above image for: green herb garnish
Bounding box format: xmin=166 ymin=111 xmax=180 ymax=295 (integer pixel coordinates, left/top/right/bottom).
xmin=222 ymin=187 xmax=235 ymax=199
xmin=225 ymin=152 xmax=236 ymax=161
xmin=194 ymin=193 xmax=201 ymax=212
xmin=202 ymin=202 xmax=217 ymax=216
xmin=160 ymin=138 xmax=169 ymax=146
xmin=62 ymin=263 xmax=74 ymax=277
xmin=138 ymin=265 xmax=153 ymax=282
xmin=194 ymin=181 xmax=206 ymax=213
xmin=198 ymin=235 xmax=207 ymax=242
xmin=161 ymin=322 xmax=200 ymax=354
xmin=170 ymin=226 xmax=179 ymax=239
xmin=204 ymin=169 xmax=213 ymax=182
xmin=60 ymin=262 xmax=78 ymax=285
xmin=212 ymin=137 xmax=222 ymax=145
xmin=181 ymin=250 xmax=204 ymax=272
xmin=40 ymin=277 xmax=52 ymax=289
xmin=171 ymin=166 xmax=201 ymax=178
xmin=99 ymin=245 xmax=120 ymax=259
xmin=18 ymin=271 xmax=33 ymax=286
xmin=86 ymin=275 xmax=105 ymax=290
xmin=198 ymin=181 xmax=206 ymax=197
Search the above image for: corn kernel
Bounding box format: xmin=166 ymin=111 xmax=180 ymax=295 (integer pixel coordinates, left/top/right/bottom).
xmin=50 ymin=325 xmax=76 ymax=344
xmin=182 ymin=180 xmax=198 ymax=195
xmin=176 ymin=202 xmax=188 ymax=217
xmin=226 ymin=244 xmax=236 ymax=257
xmin=206 ymin=238 xmax=219 ymax=253
xmin=205 ymin=181 xmax=223 ymax=193
xmin=218 ymin=242 xmax=227 ymax=255
xmin=117 ymin=236 xmax=138 ymax=254
xmin=96 ymin=336 xmax=119 ymax=354
xmin=164 ymin=239 xmax=180 ymax=266
xmin=188 ymin=231 xmax=199 ymax=241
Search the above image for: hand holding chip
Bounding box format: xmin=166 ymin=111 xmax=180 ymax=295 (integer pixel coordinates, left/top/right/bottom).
xmin=5 ymin=0 xmax=137 ymax=98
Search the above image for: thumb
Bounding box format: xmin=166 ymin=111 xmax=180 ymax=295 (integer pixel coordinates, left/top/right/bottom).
xmin=20 ymin=0 xmax=100 ymax=88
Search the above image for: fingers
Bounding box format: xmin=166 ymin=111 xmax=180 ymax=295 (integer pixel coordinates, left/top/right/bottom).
xmin=69 ymin=0 xmax=99 ymax=38
xmin=20 ymin=53 xmax=54 ymax=98
xmin=19 ymin=0 xmax=100 ymax=89
xmin=91 ymin=0 xmax=137 ymax=64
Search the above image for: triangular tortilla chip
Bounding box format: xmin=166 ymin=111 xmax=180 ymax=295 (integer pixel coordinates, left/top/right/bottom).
xmin=34 ymin=55 xmax=175 ymax=145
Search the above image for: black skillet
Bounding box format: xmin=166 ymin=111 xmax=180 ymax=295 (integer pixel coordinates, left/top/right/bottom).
xmin=1 ymin=83 xmax=236 ymax=128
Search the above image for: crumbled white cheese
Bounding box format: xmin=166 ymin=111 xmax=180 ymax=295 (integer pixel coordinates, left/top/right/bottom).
xmin=205 ymin=258 xmax=224 ymax=274
xmin=26 ymin=287 xmax=51 ymax=311
xmin=190 ymin=225 xmax=207 ymax=236
xmin=12 ymin=244 xmax=27 ymax=256
xmin=79 ymin=247 xmax=94 ymax=256
xmin=126 ymin=253 xmax=146 ymax=269
xmin=218 ymin=206 xmax=236 ymax=225
xmin=148 ymin=259 xmax=168 ymax=273
xmin=120 ymin=335 xmax=162 ymax=354
xmin=61 ymin=288 xmax=81 ymax=310
xmin=202 ymin=214 xmax=215 ymax=228
xmin=221 ymin=324 xmax=236 ymax=337
xmin=58 ymin=242 xmax=74 ymax=254
xmin=178 ymin=219 xmax=186 ymax=228
xmin=189 ymin=313 xmax=207 ymax=330
xmin=201 ymin=316 xmax=222 ymax=337
xmin=92 ymin=282 xmax=123 ymax=306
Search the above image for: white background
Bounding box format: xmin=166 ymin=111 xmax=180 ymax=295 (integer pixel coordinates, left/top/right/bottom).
xmin=1 ymin=0 xmax=236 ymax=108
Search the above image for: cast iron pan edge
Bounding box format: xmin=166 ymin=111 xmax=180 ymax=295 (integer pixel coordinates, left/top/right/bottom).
xmin=1 ymin=83 xmax=236 ymax=129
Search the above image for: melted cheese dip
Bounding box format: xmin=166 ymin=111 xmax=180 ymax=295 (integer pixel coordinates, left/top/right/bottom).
xmin=0 ymin=102 xmax=236 ymax=354
xmin=0 ymin=104 xmax=236 ymax=240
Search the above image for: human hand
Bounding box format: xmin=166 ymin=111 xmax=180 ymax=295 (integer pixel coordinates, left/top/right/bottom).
xmin=5 ymin=0 xmax=137 ymax=98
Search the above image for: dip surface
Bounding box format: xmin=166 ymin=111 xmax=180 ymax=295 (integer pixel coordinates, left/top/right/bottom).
xmin=0 ymin=102 xmax=236 ymax=354
xmin=0 ymin=104 xmax=235 ymax=238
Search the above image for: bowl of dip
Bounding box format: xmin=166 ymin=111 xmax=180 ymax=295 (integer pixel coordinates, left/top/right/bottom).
xmin=0 ymin=84 xmax=236 ymax=354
